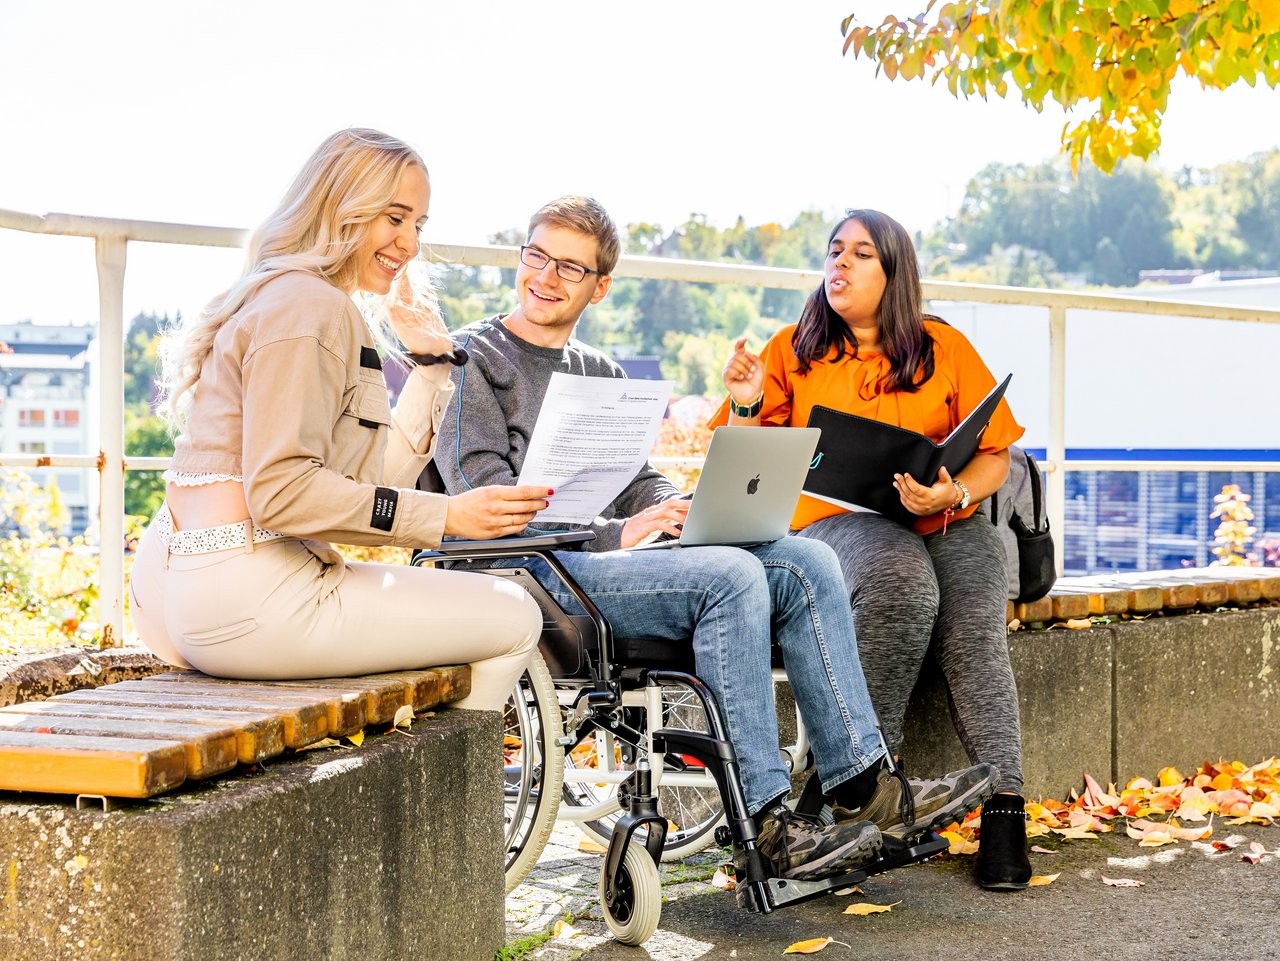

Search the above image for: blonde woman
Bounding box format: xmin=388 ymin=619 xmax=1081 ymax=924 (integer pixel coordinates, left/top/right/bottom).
xmin=129 ymin=129 xmax=548 ymax=711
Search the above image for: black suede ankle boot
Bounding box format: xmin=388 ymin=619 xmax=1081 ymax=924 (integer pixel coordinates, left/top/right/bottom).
xmin=975 ymin=792 xmax=1032 ymax=891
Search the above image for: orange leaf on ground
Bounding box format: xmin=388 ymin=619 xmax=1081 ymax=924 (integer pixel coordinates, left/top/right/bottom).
xmin=1127 ymin=818 xmax=1212 ymax=842
xmin=577 ymin=838 xmax=608 ymax=854
xmin=833 ymin=886 xmax=864 ymax=896
xmin=1241 ymin=842 xmax=1266 ymax=865
xmin=784 ymin=937 xmax=844 ymax=954
xmin=1027 ymin=873 xmax=1060 ymax=886
xmin=1207 ymin=789 xmax=1253 ymax=816
xmin=843 ymin=901 xmax=900 ymax=916
xmin=712 ymin=868 xmax=737 ymax=891
xmin=552 ymin=920 xmax=580 ymax=939
xmin=1052 ymin=824 xmax=1098 ymax=840
xmin=1212 ymin=834 xmax=1249 ymax=851
xmin=942 ymin=830 xmax=979 ymax=855
xmin=1157 ymin=766 xmax=1184 ymax=787
xmin=1210 ymin=772 xmax=1235 ymax=792
xmin=1102 ymin=876 xmax=1145 ymax=887
xmin=1082 ymin=772 xmax=1120 ymax=810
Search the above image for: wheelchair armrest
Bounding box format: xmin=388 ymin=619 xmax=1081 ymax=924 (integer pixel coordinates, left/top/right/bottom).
xmin=414 ymin=530 xmax=594 ymax=561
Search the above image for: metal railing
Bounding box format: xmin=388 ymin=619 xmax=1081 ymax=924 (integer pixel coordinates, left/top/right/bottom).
xmin=3 ymin=206 xmax=1280 ymax=647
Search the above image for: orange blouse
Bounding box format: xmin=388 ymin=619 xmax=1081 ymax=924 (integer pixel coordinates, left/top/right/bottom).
xmin=709 ymin=320 xmax=1024 ymax=536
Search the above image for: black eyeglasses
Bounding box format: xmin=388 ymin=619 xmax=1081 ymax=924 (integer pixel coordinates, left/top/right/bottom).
xmin=519 ymin=246 xmax=601 ymax=284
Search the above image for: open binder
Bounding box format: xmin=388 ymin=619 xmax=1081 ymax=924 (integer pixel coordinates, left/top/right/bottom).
xmin=803 ymin=373 xmax=1013 ymax=526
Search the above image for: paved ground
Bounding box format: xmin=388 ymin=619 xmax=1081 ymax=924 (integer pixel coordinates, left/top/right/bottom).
xmin=505 ymin=820 xmax=1279 ymax=961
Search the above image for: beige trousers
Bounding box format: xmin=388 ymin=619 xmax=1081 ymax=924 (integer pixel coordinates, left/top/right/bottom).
xmin=129 ymin=518 xmax=541 ymax=712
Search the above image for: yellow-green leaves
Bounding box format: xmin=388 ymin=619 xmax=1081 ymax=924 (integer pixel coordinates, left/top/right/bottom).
xmin=841 ymin=2 xmax=1280 ymax=172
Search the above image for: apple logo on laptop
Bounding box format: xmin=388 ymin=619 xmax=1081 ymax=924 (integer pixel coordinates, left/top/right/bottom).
xmin=747 ymin=474 xmax=760 ymax=495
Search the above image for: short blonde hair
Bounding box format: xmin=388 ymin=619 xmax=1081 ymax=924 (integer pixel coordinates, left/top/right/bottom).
xmin=161 ymin=129 xmax=431 ymax=424
xmin=528 ymin=195 xmax=621 ymax=277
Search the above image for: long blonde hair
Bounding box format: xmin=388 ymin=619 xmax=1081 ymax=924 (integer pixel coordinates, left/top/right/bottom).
xmin=161 ymin=128 xmax=436 ymax=424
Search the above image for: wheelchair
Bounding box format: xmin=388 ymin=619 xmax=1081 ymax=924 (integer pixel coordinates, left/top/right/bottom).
xmin=413 ymin=531 xmax=947 ymax=946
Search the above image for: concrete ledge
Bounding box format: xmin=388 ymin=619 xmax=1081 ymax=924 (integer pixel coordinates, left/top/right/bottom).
xmin=901 ymin=607 xmax=1280 ymax=798
xmin=0 ymin=708 xmax=502 ymax=961
xmin=1112 ymin=608 xmax=1280 ymax=778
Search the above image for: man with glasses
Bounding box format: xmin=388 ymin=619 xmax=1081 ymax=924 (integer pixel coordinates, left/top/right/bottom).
xmin=435 ymin=195 xmax=998 ymax=885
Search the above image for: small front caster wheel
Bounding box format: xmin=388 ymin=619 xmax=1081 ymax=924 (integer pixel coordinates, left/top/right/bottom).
xmin=599 ymin=844 xmax=662 ymax=945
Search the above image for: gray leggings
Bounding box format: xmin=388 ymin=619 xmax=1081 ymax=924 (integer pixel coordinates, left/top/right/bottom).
xmin=797 ymin=511 xmax=1023 ymax=793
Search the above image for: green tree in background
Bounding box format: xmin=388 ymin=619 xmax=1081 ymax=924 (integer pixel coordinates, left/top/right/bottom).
xmin=122 ymin=311 xmax=173 ymax=517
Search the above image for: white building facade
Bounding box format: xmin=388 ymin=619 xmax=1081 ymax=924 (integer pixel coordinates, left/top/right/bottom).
xmin=0 ymin=322 xmax=95 ymax=535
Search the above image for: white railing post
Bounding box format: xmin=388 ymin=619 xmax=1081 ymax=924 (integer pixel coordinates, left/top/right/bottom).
xmin=1048 ymin=305 xmax=1067 ymax=576
xmin=95 ymin=234 xmax=127 ymax=648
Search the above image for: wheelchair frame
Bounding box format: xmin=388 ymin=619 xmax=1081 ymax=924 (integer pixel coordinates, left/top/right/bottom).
xmin=413 ymin=532 xmax=947 ymax=945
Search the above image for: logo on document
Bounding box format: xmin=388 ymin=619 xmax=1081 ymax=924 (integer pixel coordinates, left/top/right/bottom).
xmin=746 ymin=474 xmax=761 ymax=495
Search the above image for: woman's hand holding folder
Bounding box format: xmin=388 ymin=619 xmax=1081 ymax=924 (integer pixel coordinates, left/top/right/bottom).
xmin=893 ymin=465 xmax=959 ymax=517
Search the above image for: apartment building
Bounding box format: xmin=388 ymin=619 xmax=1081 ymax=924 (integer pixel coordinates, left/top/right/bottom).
xmin=0 ymin=321 xmax=95 ymax=534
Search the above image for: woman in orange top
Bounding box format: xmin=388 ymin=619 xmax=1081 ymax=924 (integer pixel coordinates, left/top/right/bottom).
xmin=712 ymin=209 xmax=1031 ymax=891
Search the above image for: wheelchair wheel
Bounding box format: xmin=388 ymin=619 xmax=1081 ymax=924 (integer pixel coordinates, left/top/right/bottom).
xmin=566 ymin=681 xmax=724 ymax=861
xmin=599 ymin=844 xmax=662 ymax=946
xmin=503 ymin=652 xmax=565 ymax=893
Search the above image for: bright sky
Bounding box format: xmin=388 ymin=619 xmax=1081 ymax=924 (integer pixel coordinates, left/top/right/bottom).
xmin=2 ymin=0 xmax=1278 ymax=328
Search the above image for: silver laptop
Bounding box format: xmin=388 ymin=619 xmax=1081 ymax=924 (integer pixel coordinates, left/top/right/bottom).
xmin=632 ymin=426 xmax=821 ymax=549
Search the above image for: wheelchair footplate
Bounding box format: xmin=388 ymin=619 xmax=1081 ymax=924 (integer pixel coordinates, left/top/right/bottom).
xmin=733 ymin=831 xmax=949 ymax=914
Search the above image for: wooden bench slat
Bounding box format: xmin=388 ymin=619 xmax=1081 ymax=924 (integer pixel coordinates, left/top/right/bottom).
xmin=1047 ymin=584 xmax=1131 ymax=616
xmin=362 ymin=671 xmax=443 ymax=711
xmin=146 ymin=672 xmax=409 ymax=725
xmin=1048 ymin=594 xmax=1091 ymax=621
xmin=0 ymin=712 xmax=237 ymax=779
xmin=0 ymin=701 xmax=285 ymax=764
xmin=428 ymin=665 xmax=471 ymax=705
xmin=0 ymin=731 xmax=187 ymax=798
xmin=53 ymin=690 xmax=328 ymax=748
xmin=105 ymin=679 xmax=367 ymax=737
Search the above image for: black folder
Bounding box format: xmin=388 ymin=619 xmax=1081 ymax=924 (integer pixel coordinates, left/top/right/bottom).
xmin=803 ymin=373 xmax=1012 ymax=526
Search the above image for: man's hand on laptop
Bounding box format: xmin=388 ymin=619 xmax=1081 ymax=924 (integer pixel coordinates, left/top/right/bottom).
xmin=620 ymin=497 xmax=691 ymax=549
xmin=443 ymin=485 xmax=553 ymax=540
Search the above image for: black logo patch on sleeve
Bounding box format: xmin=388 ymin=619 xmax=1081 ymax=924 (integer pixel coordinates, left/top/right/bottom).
xmin=370 ymin=487 xmax=399 ymax=532
xmin=359 ymin=346 xmax=383 ymax=370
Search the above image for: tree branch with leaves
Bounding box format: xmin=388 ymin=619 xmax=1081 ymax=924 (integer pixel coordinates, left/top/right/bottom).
xmin=841 ymin=1 xmax=1280 ymax=172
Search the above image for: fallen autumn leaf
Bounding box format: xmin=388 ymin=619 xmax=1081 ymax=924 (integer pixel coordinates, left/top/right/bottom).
xmin=842 ymin=901 xmax=901 ymax=916
xmin=784 ymin=937 xmax=846 ymax=954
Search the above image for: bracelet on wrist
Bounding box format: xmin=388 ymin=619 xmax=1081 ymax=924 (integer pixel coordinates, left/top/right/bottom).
xmin=408 ymin=347 xmax=469 ymax=367
xmin=950 ymin=479 xmax=971 ymax=511
xmin=729 ymin=391 xmax=764 ymax=419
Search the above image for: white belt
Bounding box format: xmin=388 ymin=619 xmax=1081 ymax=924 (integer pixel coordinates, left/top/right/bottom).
xmin=155 ymin=503 xmax=289 ymax=555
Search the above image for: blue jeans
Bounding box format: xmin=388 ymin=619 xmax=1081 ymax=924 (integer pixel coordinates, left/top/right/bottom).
xmin=525 ymin=537 xmax=886 ymax=814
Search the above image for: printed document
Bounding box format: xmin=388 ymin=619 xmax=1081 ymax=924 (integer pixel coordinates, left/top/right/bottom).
xmin=518 ymin=373 xmax=673 ymax=524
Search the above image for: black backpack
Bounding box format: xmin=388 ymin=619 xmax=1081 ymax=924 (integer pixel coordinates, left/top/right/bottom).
xmin=982 ymin=446 xmax=1057 ymax=603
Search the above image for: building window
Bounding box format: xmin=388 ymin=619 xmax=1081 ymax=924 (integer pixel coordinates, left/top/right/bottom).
xmin=18 ymin=409 xmax=46 ymax=427
xmin=56 ymin=473 xmax=82 ymax=494
xmin=53 ymin=409 xmax=80 ymax=428
xmin=19 ymin=441 xmax=47 ymax=454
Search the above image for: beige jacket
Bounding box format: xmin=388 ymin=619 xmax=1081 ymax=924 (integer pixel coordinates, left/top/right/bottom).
xmin=169 ymin=270 xmax=452 ymax=548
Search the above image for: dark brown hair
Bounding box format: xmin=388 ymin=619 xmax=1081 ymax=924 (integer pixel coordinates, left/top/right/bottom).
xmin=792 ymin=209 xmax=937 ymax=393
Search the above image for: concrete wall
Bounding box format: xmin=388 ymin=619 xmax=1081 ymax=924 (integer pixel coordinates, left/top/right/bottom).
xmin=0 ymin=709 xmax=503 ymax=961
xmin=900 ymin=607 xmax=1280 ymax=798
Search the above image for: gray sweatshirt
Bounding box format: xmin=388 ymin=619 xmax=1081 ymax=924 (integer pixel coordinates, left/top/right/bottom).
xmin=436 ymin=316 xmax=680 ymax=552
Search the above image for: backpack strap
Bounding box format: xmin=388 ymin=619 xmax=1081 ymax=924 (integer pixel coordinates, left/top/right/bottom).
xmin=1026 ymin=454 xmax=1045 ymax=529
